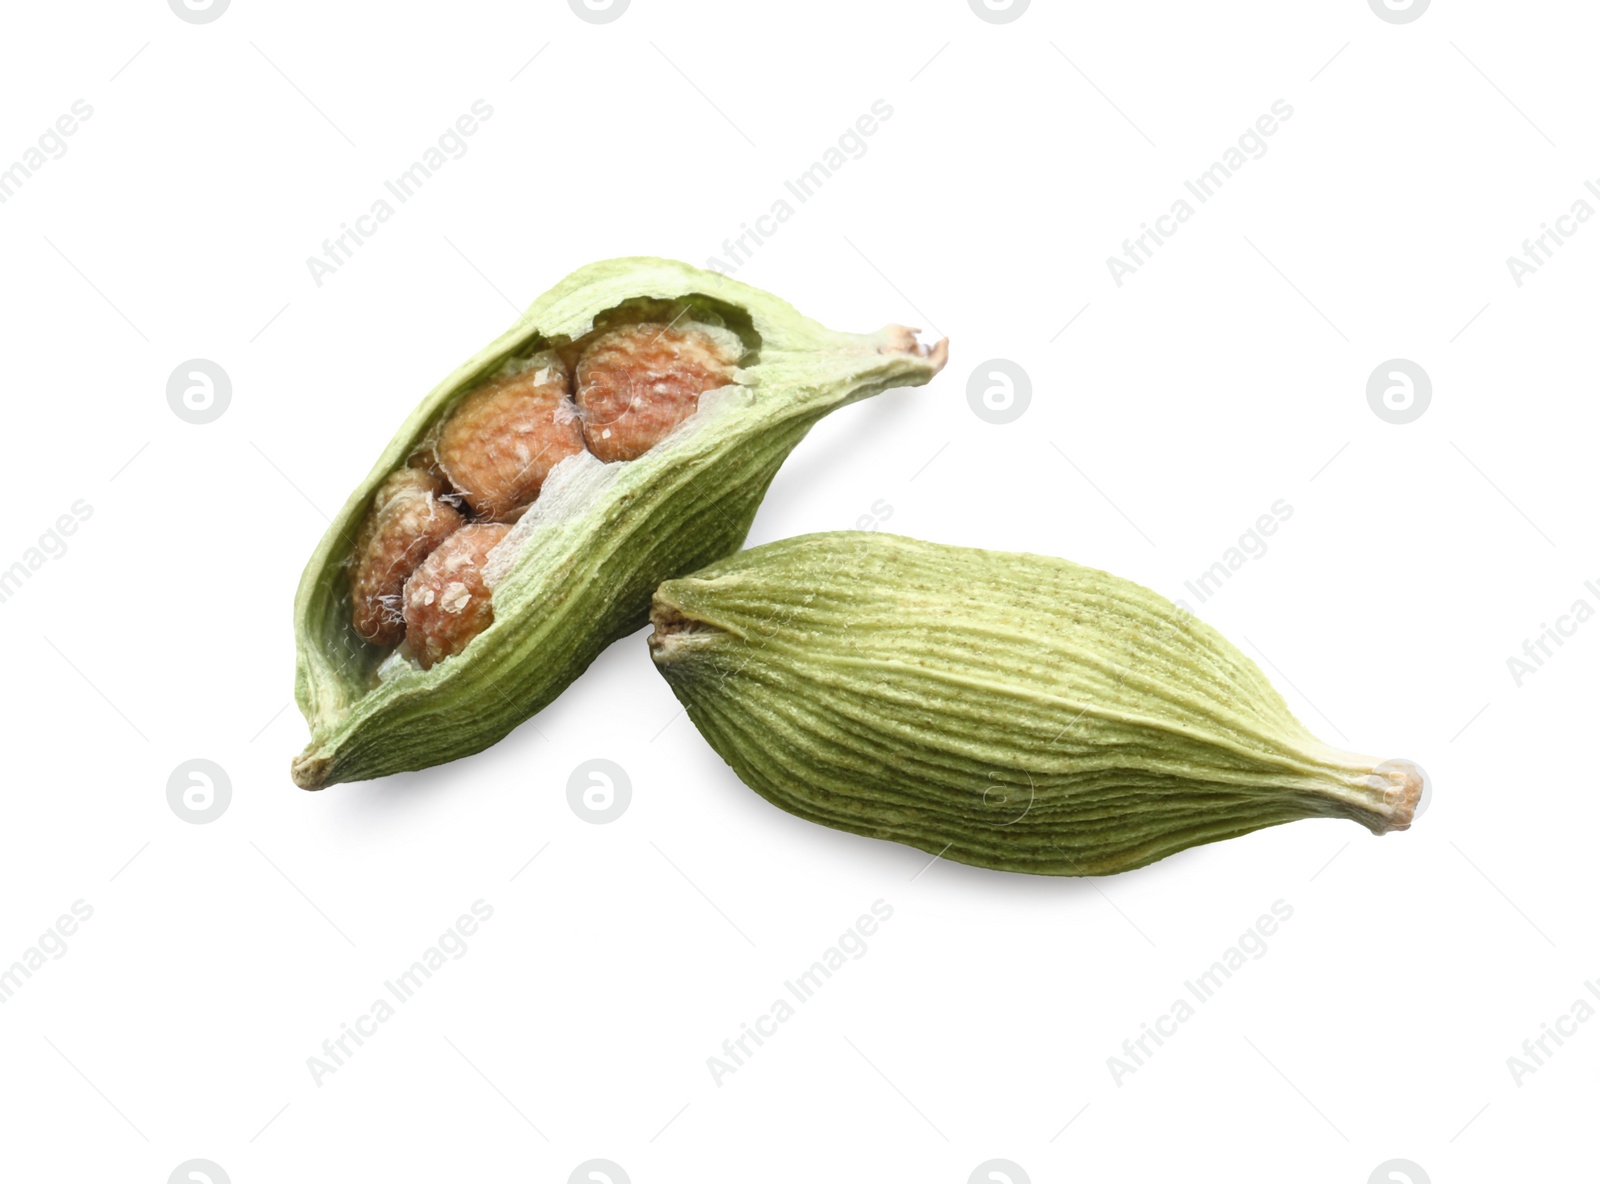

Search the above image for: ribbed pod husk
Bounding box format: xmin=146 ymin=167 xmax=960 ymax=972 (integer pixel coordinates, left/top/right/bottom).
xmin=292 ymin=261 xmax=946 ymax=789
xmin=649 ymin=532 xmax=1422 ymax=876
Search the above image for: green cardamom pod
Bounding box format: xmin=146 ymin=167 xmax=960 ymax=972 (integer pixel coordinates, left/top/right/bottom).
xmin=292 ymin=261 xmax=947 ymax=789
xmin=649 ymin=532 xmax=1423 ymax=876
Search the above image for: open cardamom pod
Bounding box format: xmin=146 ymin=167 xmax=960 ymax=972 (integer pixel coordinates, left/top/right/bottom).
xmin=292 ymin=261 xmax=947 ymax=789
xmin=649 ymin=532 xmax=1424 ymax=876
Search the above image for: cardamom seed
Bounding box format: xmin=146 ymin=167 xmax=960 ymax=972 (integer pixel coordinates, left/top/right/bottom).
xmin=648 ymin=532 xmax=1424 ymax=876
xmin=433 ymin=350 xmax=585 ymax=522
xmin=574 ymin=322 xmax=743 ymax=462
xmin=292 ymin=260 xmax=947 ymax=789
xmin=348 ymin=467 xmax=465 ymax=646
xmin=401 ymin=522 xmax=510 ymax=670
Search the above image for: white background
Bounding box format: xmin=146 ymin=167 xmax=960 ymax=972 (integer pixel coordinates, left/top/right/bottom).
xmin=0 ymin=1 xmax=1590 ymax=1181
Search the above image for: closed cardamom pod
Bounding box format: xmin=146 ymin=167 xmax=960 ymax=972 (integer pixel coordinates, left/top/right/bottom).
xmin=649 ymin=532 xmax=1423 ymax=876
xmin=292 ymin=261 xmax=947 ymax=789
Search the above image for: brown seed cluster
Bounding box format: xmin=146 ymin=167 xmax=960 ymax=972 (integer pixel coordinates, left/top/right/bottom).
xmin=349 ymin=317 xmax=743 ymax=668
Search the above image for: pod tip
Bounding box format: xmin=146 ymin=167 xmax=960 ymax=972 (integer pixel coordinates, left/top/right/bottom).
xmin=1373 ymin=758 xmax=1428 ymax=832
xmin=877 ymin=325 xmax=949 ymax=373
xmin=291 ymin=750 xmax=330 ymax=791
